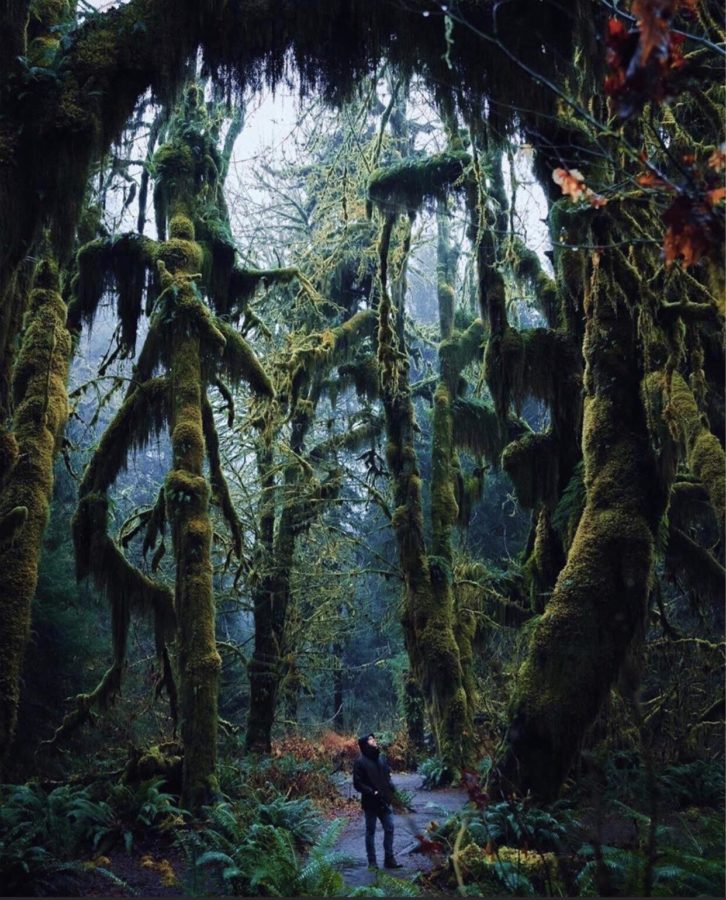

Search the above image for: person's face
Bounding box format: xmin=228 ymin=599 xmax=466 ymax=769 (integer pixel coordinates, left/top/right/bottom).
xmin=367 ymin=735 xmax=378 ymax=749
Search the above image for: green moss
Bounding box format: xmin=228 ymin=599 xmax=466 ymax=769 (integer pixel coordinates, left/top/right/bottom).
xmin=368 ymin=151 xmax=471 ymax=215
xmin=0 ymin=257 xmax=71 ymax=761
xmin=156 ymin=237 xmax=204 ymax=275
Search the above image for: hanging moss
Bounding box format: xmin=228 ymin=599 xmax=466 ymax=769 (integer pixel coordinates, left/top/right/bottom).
xmin=451 ymin=397 xmax=502 ymax=464
xmin=502 ymin=432 xmax=560 ymax=509
xmin=455 ymin=470 xmax=484 ymax=528
xmin=368 ymin=151 xmax=471 ymax=216
xmin=69 ymin=234 xmax=157 ymax=352
xmin=522 ymin=328 xmax=582 ymax=432
xmin=484 ymin=325 xmax=525 ymax=423
xmin=79 ymin=378 xmax=169 ymax=497
xmin=336 ymin=355 xmax=380 ymax=402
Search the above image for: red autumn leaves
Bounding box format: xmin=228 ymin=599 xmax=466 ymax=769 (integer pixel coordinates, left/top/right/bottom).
xmin=605 ymin=0 xmax=697 ymax=117
xmin=552 ymin=0 xmax=723 ymax=270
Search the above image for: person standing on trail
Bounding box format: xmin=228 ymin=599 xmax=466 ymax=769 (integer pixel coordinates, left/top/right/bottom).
xmin=353 ymin=733 xmax=403 ymax=870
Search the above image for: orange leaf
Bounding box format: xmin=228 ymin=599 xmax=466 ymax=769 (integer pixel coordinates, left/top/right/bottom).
xmin=553 ymin=167 xmax=587 ymax=202
xmin=632 ymin=0 xmax=674 ymax=66
xmin=707 ymin=187 xmax=726 ymax=206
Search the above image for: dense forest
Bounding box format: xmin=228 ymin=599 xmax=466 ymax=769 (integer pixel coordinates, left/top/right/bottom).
xmin=0 ymin=0 xmax=724 ymax=896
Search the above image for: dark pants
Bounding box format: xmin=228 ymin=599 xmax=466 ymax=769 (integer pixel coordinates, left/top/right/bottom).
xmin=364 ymin=807 xmax=394 ymax=864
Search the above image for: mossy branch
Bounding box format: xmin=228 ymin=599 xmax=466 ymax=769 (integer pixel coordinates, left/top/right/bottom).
xmin=368 ymin=151 xmax=471 ymax=215
xmin=216 ymin=321 xmax=274 ymax=397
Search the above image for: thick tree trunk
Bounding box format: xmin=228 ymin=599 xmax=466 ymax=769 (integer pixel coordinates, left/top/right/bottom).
xmin=491 ymin=274 xmax=669 ymax=800
xmin=160 ymin=218 xmax=220 ymax=807
xmin=0 ymin=259 xmax=71 ymax=769
xmin=245 ymin=412 xmax=306 ymax=753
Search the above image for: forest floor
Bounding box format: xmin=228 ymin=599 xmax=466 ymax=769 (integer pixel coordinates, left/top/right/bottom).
xmin=80 ymin=771 xmax=465 ymax=897
xmin=333 ymin=771 xmax=467 ymax=890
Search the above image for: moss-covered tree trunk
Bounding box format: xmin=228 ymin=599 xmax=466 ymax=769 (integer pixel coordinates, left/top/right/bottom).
xmin=377 ymin=213 xmax=473 ymax=772
xmin=0 ymin=258 xmax=70 ymax=769
xmin=491 ymin=257 xmax=669 ymax=800
xmin=159 ymin=218 xmax=220 ymax=807
xmin=245 ymin=445 xmax=277 ymax=753
xmin=245 ymin=459 xmax=302 ymax=754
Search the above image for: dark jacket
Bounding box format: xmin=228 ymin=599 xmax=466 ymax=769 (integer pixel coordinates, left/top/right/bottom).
xmin=353 ymin=736 xmax=395 ymax=812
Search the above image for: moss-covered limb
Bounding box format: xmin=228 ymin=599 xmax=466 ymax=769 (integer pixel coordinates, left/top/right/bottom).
xmin=666 ymin=524 xmax=725 ymax=609
xmin=77 ymin=377 xmax=168 ymax=499
xmin=0 ymin=257 xmax=71 ymax=767
xmin=439 ymin=318 xmax=485 ymax=393
xmin=491 ymin=260 xmax=670 ymax=802
xmin=215 ymin=321 xmax=273 ymax=398
xmin=368 ymin=150 xmax=471 ymax=216
xmin=307 ymin=416 xmax=384 ymax=462
xmin=510 ymin=237 xmax=559 ymax=327
xmin=201 ymin=391 xmax=242 ymax=560
xmin=289 ymin=309 xmax=377 ymax=398
xmin=39 ymin=662 xmax=124 ymax=753
xmin=663 ymin=371 xmax=725 ymax=524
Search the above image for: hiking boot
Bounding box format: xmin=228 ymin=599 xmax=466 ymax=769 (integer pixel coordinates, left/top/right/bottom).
xmin=384 ymin=858 xmax=403 ymax=869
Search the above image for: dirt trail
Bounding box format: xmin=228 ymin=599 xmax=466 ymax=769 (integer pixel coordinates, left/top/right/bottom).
xmin=333 ymin=772 xmax=467 ymax=889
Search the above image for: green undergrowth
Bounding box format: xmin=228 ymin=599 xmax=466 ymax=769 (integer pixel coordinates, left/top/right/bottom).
xmin=0 ymin=777 xmax=182 ymax=895
xmin=420 ymin=756 xmax=725 ymax=897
